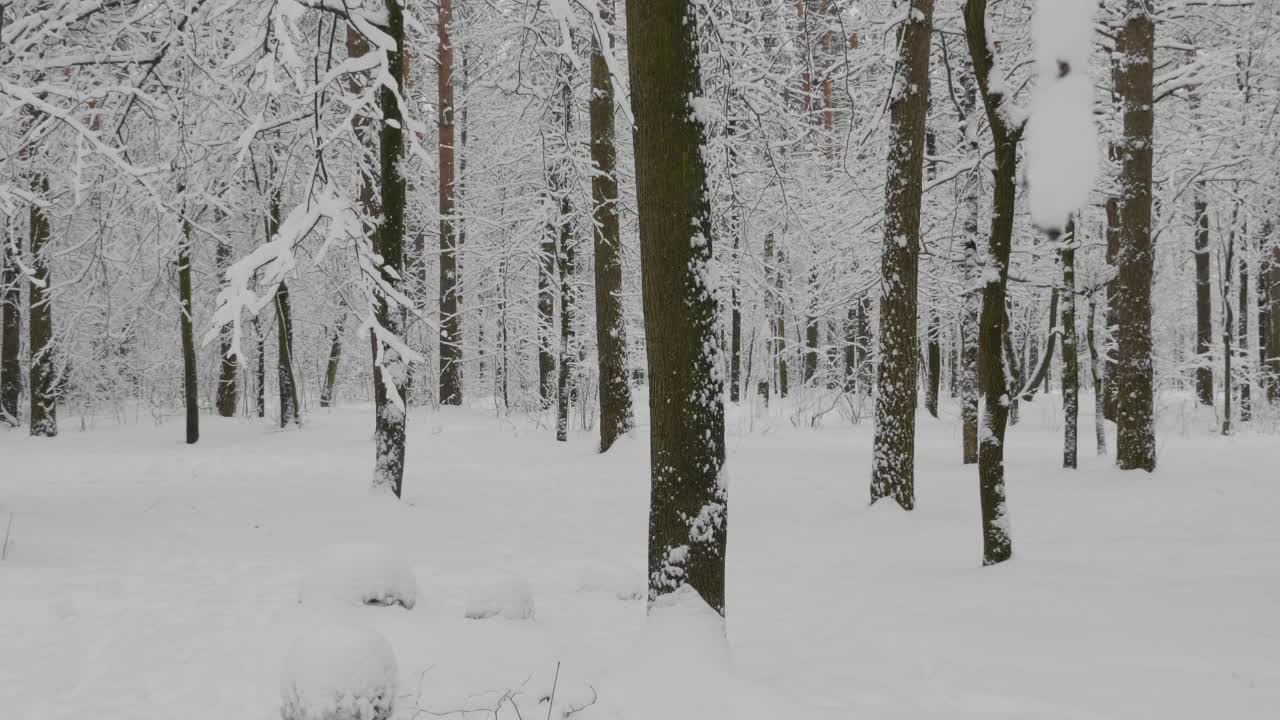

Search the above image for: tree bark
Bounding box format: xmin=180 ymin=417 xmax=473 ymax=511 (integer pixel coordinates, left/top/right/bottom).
xmin=1 ymin=225 xmax=20 ymax=425
xmin=626 ymin=0 xmax=727 ymax=616
xmin=1193 ymin=188 xmax=1213 ymax=405
xmin=1239 ymin=240 xmax=1251 ymax=421
xmin=1061 ymin=221 xmax=1079 ymax=469
xmin=215 ymin=238 xmax=238 ymax=417
xmin=253 ymin=317 xmax=265 ymax=418
xmin=590 ymin=2 xmax=634 ymax=450
xmin=320 ymin=319 xmax=343 ymax=408
xmin=178 ymin=211 xmax=198 ymax=444
xmin=372 ymin=0 xmax=409 ymax=497
xmin=1113 ymin=1 xmax=1157 ymax=471
xmin=925 ymin=312 xmax=941 ymax=418
xmin=1268 ymin=243 xmax=1280 ymax=403
xmin=964 ymin=0 xmax=1018 ymax=565
xmin=275 ymin=280 xmax=299 ymax=427
xmin=870 ymin=0 xmax=933 ymax=511
xmin=1088 ymin=295 xmax=1107 ymax=456
xmin=1019 ymin=288 xmax=1060 ymax=402
xmin=438 ymin=0 xmax=463 ymax=406
xmin=1104 ymin=196 xmax=1121 ymax=421
xmin=538 ymin=226 xmax=556 ymax=409
xmin=29 ymin=173 xmax=56 ymax=437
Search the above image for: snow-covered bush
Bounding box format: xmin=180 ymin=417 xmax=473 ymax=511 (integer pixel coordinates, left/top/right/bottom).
xmin=280 ymin=623 xmax=399 ymax=720
xmin=298 ymin=542 xmax=418 ymax=609
xmin=464 ymin=577 xmax=536 ymax=620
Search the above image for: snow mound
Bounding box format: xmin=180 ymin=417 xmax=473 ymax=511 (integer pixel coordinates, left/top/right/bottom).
xmin=298 ymin=542 xmax=418 ymax=609
xmin=464 ymin=577 xmax=536 ymax=620
xmin=579 ymin=585 xmax=837 ymax=720
xmin=280 ymin=623 xmax=399 ymax=720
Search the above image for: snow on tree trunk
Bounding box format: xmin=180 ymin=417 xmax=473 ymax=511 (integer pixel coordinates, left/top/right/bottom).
xmin=1113 ymin=0 xmax=1157 ymax=471
xmin=1194 ymin=187 xmax=1214 ymax=406
xmin=28 ymin=172 xmax=55 ymax=438
xmin=1 ymin=226 xmax=20 ymax=425
xmin=625 ymin=0 xmax=727 ymax=616
xmin=178 ymin=211 xmax=198 ymax=445
xmin=589 ymin=0 xmax=635 ymax=450
xmin=215 ymin=238 xmax=238 ymax=418
xmin=1061 ymin=220 xmax=1079 ymax=470
xmin=438 ymin=0 xmax=463 ymax=407
xmin=870 ymin=0 xmax=933 ymax=511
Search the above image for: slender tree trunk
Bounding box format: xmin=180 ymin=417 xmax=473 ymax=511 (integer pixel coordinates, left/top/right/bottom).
xmin=29 ymin=173 xmax=56 ymax=437
xmin=555 ymin=199 xmax=575 ymax=444
xmin=925 ymin=312 xmax=940 ymax=418
xmin=1239 ymin=242 xmax=1251 ymax=421
xmin=855 ymin=294 xmax=872 ymax=394
xmin=1019 ymin=288 xmax=1060 ymax=401
xmin=590 ymin=1 xmax=634 ymax=449
xmin=275 ymin=280 xmax=299 ymax=427
xmin=1 ymin=226 xmax=20 ymax=425
xmin=1061 ymin=220 xmax=1079 ymax=469
xmin=1193 ymin=187 xmax=1213 ymax=405
xmin=538 ymin=225 xmax=556 ymax=409
xmin=372 ymin=0 xmax=409 ymax=497
xmin=1114 ymin=0 xmax=1156 ymax=471
xmin=626 ymin=0 xmax=727 ymax=616
xmin=804 ymin=268 xmax=820 ymax=385
xmin=870 ymin=0 xmax=933 ymax=511
xmin=1258 ymin=222 xmax=1272 ymax=403
xmin=320 ymin=319 xmax=343 ymax=408
xmin=964 ymin=0 xmax=1018 ymax=565
xmin=1223 ymin=237 xmax=1234 ymax=436
xmin=1103 ymin=197 xmax=1120 ymax=421
xmin=438 ymin=0 xmax=463 ymax=407
xmin=253 ymin=317 xmax=265 ymax=418
xmin=959 ymin=69 xmax=981 ymax=464
xmin=1268 ymin=243 xmax=1280 ymax=403
xmin=1088 ymin=295 xmax=1107 ymax=455
xmin=215 ymin=239 xmax=238 ymax=417
xmin=178 ymin=211 xmax=198 ymax=444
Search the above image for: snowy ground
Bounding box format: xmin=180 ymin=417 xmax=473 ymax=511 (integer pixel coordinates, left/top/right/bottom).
xmin=3 ymin=393 xmax=1279 ymax=719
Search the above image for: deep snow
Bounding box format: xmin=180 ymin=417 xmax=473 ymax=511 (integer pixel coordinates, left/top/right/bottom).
xmin=2 ymin=392 xmax=1278 ymax=719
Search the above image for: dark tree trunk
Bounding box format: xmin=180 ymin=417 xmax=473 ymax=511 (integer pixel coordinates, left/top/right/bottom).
xmin=843 ymin=306 xmax=857 ymax=393
xmin=438 ymin=0 xmax=463 ymax=407
xmin=29 ymin=174 xmax=56 ymax=437
xmin=253 ymin=317 xmax=265 ymax=418
xmin=1 ymin=227 xmax=20 ymax=425
xmin=1223 ymin=236 xmax=1235 ymax=436
xmin=590 ymin=2 xmax=634 ymax=450
xmin=1061 ymin=221 xmax=1079 ymax=469
xmin=1113 ymin=1 xmax=1157 ymax=471
xmin=178 ymin=213 xmax=198 ymax=444
xmin=1263 ymin=232 xmax=1277 ymax=403
xmin=626 ymin=0 xmax=727 ymax=616
xmin=965 ymin=0 xmax=1019 ymax=565
xmin=1239 ymin=245 xmax=1251 ymax=421
xmin=925 ymin=312 xmax=941 ymax=418
xmin=764 ymin=232 xmax=788 ymax=398
xmin=275 ymin=281 xmax=299 ymax=428
xmin=320 ymin=319 xmax=343 ymax=408
xmin=1104 ymin=196 xmax=1120 ymax=421
xmin=1194 ymin=189 xmax=1213 ymax=405
xmin=555 ymin=202 xmax=575 ymax=444
xmin=959 ymin=68 xmax=981 ymax=464
xmin=1268 ymin=244 xmax=1280 ymax=403
xmin=855 ymin=293 xmax=872 ymax=394
xmin=538 ymin=228 xmax=556 ymax=409
xmin=215 ymin=239 xmax=238 ymax=417
xmin=870 ymin=0 xmax=933 ymax=511
xmin=804 ymin=268 xmax=820 ymax=385
xmin=372 ymin=0 xmax=409 ymax=497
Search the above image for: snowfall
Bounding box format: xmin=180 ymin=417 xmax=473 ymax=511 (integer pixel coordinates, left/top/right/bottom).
xmin=2 ymin=392 xmax=1278 ymax=720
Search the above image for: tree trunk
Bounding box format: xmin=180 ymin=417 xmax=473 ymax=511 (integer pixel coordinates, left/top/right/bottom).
xmin=438 ymin=0 xmax=463 ymax=407
xmin=1 ymin=226 xmax=20 ymax=425
xmin=320 ymin=319 xmax=343 ymax=408
xmin=29 ymin=173 xmax=56 ymax=437
xmin=964 ymin=0 xmax=1018 ymax=565
xmin=538 ymin=226 xmax=556 ymax=409
xmin=870 ymin=0 xmax=933 ymax=511
xmin=1113 ymin=1 xmax=1156 ymax=471
xmin=764 ymin=232 xmax=789 ymax=398
xmin=1268 ymin=244 xmax=1280 ymax=403
xmin=1104 ymin=196 xmax=1120 ymax=421
xmin=1239 ymin=242 xmax=1251 ymax=421
xmin=1088 ymin=295 xmax=1107 ymax=455
xmin=555 ymin=200 xmax=575 ymax=444
xmin=1061 ymin=221 xmax=1079 ymax=469
xmin=804 ymin=267 xmax=820 ymax=385
xmin=626 ymin=0 xmax=727 ymax=616
xmin=590 ymin=1 xmax=634 ymax=450
xmin=215 ymin=238 xmax=238 ymax=417
xmin=959 ymin=68 xmax=981 ymax=464
xmin=372 ymin=0 xmax=409 ymax=497
xmin=1193 ymin=187 xmax=1213 ymax=405
xmin=1258 ymin=222 xmax=1273 ymax=403
xmin=275 ymin=280 xmax=299 ymax=428
xmin=1223 ymin=237 xmax=1234 ymax=436
xmin=253 ymin=317 xmax=265 ymax=418
xmin=925 ymin=312 xmax=941 ymax=418
xmin=178 ymin=212 xmax=198 ymax=444
xmin=1019 ymin=288 xmax=1060 ymax=402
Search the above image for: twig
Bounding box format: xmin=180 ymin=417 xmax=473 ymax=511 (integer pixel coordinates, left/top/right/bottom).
xmin=545 ymin=661 xmax=560 ymax=720
xmin=2 ymin=511 xmax=13 ymax=560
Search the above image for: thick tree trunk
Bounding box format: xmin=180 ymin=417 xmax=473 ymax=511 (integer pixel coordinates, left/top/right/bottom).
xmin=1 ymin=227 xmax=20 ymax=425
xmin=372 ymin=0 xmax=409 ymax=497
xmin=1114 ymin=1 xmax=1157 ymax=471
xmin=626 ymin=0 xmax=727 ymax=616
xmin=1194 ymin=188 xmax=1213 ymax=405
xmin=964 ymin=0 xmax=1017 ymax=565
xmin=178 ymin=214 xmax=198 ymax=444
xmin=870 ymin=0 xmax=933 ymax=511
xmin=590 ymin=2 xmax=634 ymax=450
xmin=320 ymin=319 xmax=343 ymax=408
xmin=215 ymin=239 xmax=238 ymax=417
xmin=1061 ymin=221 xmax=1079 ymax=469
xmin=959 ymin=68 xmax=981 ymax=465
xmin=29 ymin=174 xmax=56 ymax=437
xmin=438 ymin=0 xmax=463 ymax=407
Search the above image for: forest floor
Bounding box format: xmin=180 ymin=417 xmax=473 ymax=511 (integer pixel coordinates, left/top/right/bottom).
xmin=2 ymin=392 xmax=1278 ymax=719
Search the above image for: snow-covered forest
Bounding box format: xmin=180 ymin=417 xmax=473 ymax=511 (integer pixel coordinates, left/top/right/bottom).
xmin=3 ymin=1 xmax=1279 ymax=718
